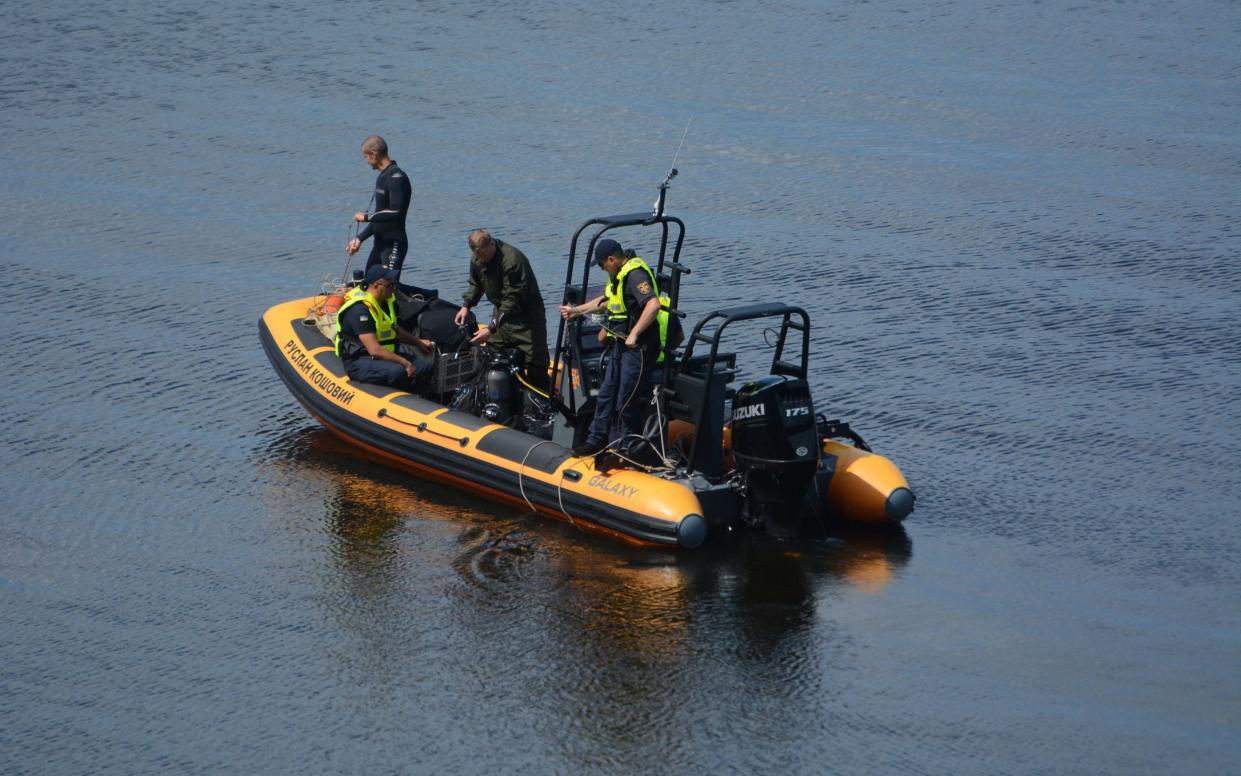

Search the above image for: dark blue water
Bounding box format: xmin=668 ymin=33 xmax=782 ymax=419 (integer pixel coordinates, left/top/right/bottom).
xmin=2 ymin=1 xmax=1238 ymax=772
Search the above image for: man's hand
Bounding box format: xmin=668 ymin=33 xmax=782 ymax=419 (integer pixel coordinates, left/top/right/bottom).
xmin=469 ymin=326 xmax=492 ymax=346
xmin=414 ymin=337 xmax=435 ymax=355
xmin=401 ymin=358 xmax=415 ymax=379
xmin=353 ymin=212 xmax=368 ymax=223
xmin=346 ymin=238 xmax=361 ymax=256
xmin=625 ymin=333 xmax=639 ymax=349
xmin=454 ymin=306 xmax=470 ymax=326
xmin=559 ymin=304 xmax=579 ymax=320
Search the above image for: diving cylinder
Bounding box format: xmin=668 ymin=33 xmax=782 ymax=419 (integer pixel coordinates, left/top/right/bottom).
xmin=481 ymin=362 xmax=514 ymax=424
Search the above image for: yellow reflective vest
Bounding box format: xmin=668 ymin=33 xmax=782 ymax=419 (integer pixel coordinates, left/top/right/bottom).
xmin=604 ymin=256 xmax=672 ymax=363
xmin=334 ymin=291 xmax=398 ymax=358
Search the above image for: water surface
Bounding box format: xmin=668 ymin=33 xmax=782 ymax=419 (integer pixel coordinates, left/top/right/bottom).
xmin=1 ymin=0 xmax=1238 ymax=772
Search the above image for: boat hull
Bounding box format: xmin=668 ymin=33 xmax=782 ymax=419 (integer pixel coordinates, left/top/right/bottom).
xmin=260 ymin=297 xmax=707 ymax=548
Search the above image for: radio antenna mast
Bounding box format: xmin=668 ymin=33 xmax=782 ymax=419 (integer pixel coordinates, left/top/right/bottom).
xmin=653 ymin=116 xmax=693 ymax=218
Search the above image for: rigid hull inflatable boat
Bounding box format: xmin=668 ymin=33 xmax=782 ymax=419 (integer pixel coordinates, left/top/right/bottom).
xmin=260 ymin=298 xmax=708 ymax=547
xmin=259 ymin=183 xmax=914 ymax=548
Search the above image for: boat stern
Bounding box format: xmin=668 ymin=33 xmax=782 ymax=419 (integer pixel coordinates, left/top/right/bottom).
xmin=819 ymin=440 xmax=915 ymax=525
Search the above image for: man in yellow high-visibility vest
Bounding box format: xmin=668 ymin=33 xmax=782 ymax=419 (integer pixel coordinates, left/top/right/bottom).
xmin=559 ymin=239 xmax=662 ymax=457
xmin=335 ymin=265 xmax=435 ymax=391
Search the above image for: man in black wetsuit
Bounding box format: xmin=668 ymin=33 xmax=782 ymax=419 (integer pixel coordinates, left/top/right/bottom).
xmin=346 ymin=135 xmax=412 ymax=278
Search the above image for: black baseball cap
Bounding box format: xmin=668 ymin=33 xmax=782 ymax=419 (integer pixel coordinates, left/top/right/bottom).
xmin=593 ymin=239 xmax=623 ymax=266
xmin=364 ymin=265 xmax=398 ymax=285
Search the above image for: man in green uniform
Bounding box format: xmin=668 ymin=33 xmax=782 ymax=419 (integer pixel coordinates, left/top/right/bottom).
xmin=453 ymin=229 xmax=551 ymax=392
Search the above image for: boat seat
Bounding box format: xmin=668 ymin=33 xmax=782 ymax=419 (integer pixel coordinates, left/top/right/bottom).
xmin=663 ymin=352 xmax=736 ymax=477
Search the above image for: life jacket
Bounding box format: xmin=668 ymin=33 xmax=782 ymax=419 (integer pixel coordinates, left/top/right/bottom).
xmin=604 ymin=256 xmax=673 ymax=362
xmin=334 ymin=291 xmax=398 ymax=359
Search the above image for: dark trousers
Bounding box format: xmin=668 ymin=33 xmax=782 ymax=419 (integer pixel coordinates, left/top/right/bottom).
xmin=344 ymin=346 xmax=432 ymax=392
xmin=490 ymin=317 xmax=551 ymax=393
xmin=585 ymin=344 xmax=652 ymax=445
xmin=365 ymin=235 xmax=408 ymax=277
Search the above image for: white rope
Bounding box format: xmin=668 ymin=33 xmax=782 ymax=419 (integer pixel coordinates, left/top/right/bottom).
xmin=590 ymin=432 xmax=680 ymax=476
xmin=517 ymin=439 xmax=558 ymax=514
xmin=644 ymin=387 xmax=676 ymax=468
xmin=514 ymin=437 xmax=590 ymax=531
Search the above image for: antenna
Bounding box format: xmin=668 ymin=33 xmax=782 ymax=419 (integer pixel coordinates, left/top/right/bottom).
xmin=652 ymin=116 xmax=693 ymax=218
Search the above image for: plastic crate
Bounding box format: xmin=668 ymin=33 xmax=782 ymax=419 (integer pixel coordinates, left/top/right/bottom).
xmin=432 ymin=347 xmax=483 ymax=393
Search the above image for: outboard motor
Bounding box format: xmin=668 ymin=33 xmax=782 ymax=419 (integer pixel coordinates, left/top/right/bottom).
xmin=730 ymin=376 xmax=820 ymax=539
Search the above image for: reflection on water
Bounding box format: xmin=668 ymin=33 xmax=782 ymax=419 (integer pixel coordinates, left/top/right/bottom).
xmin=269 ymin=427 xmax=910 ymax=575
xmin=261 ymin=426 xmax=912 ymax=664
xmin=253 ymin=429 xmax=932 ymax=773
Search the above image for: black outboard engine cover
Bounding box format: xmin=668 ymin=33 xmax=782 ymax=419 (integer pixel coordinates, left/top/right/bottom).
xmin=730 ymin=376 xmax=819 ymax=539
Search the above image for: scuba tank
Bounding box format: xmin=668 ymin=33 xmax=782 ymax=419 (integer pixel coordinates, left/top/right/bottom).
xmin=451 ymin=348 xmax=554 ymax=439
xmin=479 ymin=350 xmax=523 ymax=425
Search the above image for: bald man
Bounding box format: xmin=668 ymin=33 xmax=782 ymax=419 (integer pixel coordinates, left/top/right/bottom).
xmin=346 ymin=135 xmax=412 ymax=278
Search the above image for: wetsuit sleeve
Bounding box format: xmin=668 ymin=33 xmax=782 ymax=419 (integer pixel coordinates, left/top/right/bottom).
xmin=368 ymin=170 xmax=410 ymax=225
xmin=462 ymin=263 xmax=484 ymax=308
